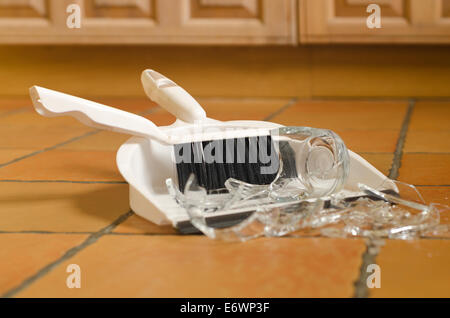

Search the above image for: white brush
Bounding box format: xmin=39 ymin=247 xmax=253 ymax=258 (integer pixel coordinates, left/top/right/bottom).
xmin=29 ymin=86 xmax=269 ymax=145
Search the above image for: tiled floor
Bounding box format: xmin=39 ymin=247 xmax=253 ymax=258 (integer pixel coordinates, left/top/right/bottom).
xmin=0 ymin=97 xmax=449 ymax=298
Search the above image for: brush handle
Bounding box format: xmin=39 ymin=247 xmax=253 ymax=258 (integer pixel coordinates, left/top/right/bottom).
xmin=141 ymin=69 xmax=207 ymax=123
xmin=29 ymin=86 xmax=171 ymax=144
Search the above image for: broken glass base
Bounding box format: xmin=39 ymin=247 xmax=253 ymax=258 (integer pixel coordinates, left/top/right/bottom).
xmin=166 ymin=176 xmax=448 ymax=242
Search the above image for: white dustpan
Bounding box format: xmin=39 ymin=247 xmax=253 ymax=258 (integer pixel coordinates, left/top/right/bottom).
xmin=116 ymin=133 xmax=395 ymax=228
xmin=29 ymin=70 xmax=397 ymax=230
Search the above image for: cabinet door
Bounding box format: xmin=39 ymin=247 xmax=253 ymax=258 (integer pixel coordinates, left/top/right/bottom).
xmin=0 ymin=0 xmax=296 ymax=44
xmin=299 ymin=0 xmax=450 ymax=43
xmin=0 ymin=0 xmax=164 ymax=44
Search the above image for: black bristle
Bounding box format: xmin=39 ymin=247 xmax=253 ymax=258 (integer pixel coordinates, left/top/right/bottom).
xmin=174 ymin=136 xmax=280 ymax=193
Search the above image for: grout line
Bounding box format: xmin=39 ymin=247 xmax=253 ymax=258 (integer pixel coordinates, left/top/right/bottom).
xmin=307 ymin=96 xmax=450 ymax=102
xmin=415 ymin=184 xmax=450 ymax=187
xmin=419 ymin=236 xmax=450 ymax=241
xmin=283 ymin=234 xmax=339 ymax=239
xmin=0 ymin=230 xmax=178 ymax=236
xmin=404 ymin=152 xmax=450 ymax=155
xmin=320 ymin=128 xmax=411 ymax=132
xmin=388 ymin=99 xmax=415 ymax=180
xmin=263 ymin=97 xmax=298 ymax=121
xmin=309 ymin=96 xmax=445 ymax=102
xmin=353 ymin=240 xmax=380 ymax=298
xmin=0 ymin=230 xmax=93 ymax=235
xmin=0 ymin=130 xmax=99 ymax=169
xmin=0 ymin=179 xmax=127 ymax=184
xmin=353 ymin=99 xmax=415 ymax=299
xmin=195 ymin=96 xmax=294 ymax=102
xmin=0 ymin=107 xmax=29 ymax=118
xmin=356 ymin=152 xmax=395 ymax=158
xmin=180 ymin=96 xmax=415 ymax=103
xmin=1 ymin=210 xmax=134 ymax=298
xmin=106 ymin=232 xmax=183 ymax=237
xmin=0 ymin=106 xmax=158 ymax=169
xmin=138 ymin=106 xmax=162 ymax=116
xmin=0 ymin=230 xmax=182 ymax=237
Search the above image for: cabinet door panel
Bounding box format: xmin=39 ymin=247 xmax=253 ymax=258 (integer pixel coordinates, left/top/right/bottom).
xmin=0 ymin=0 xmax=68 ymax=42
xmin=189 ymin=0 xmax=260 ymax=19
xmin=178 ymin=0 xmax=295 ymax=43
xmin=84 ymin=0 xmax=156 ymax=18
xmin=300 ymin=0 xmax=450 ymax=43
xmin=0 ymin=0 xmax=47 ymax=17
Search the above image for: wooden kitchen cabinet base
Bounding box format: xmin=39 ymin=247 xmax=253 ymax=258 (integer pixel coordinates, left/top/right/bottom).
xmin=0 ymin=45 xmax=449 ymax=98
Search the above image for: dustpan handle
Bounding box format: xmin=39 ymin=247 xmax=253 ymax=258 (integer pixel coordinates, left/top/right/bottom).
xmin=141 ymin=69 xmax=207 ymax=123
xmin=29 ymin=86 xmax=171 ymax=144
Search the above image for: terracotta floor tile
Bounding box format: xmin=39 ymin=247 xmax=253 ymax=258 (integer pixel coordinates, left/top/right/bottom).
xmin=143 ymin=98 xmax=289 ymax=126
xmin=0 ymin=234 xmax=87 ymax=295
xmin=357 ymin=153 xmax=393 ymax=177
xmin=398 ymin=154 xmax=450 ymax=186
xmin=17 ymin=236 xmax=365 ymax=298
xmin=0 ymin=98 xmax=155 ymax=150
xmin=0 ymin=98 xmax=31 ymax=116
xmin=409 ymin=101 xmax=450 ymax=131
xmin=60 ymin=131 xmax=131 ymax=152
xmin=415 ymin=186 xmax=450 ymax=238
xmin=404 ymin=131 xmax=450 ymax=153
xmin=0 ymin=98 xmax=31 ymax=107
xmin=371 ymin=239 xmax=450 ymax=298
xmin=0 ymin=96 xmax=32 ymax=112
xmin=0 ymin=124 xmax=93 ymax=149
xmin=87 ymin=97 xmax=157 ymax=114
xmin=0 ymin=110 xmax=90 ymax=129
xmin=0 ymin=183 xmax=129 ymax=232
xmin=57 ymin=104 xmax=160 ymax=151
xmin=113 ymin=214 xmax=178 ymax=235
xmin=0 ymin=149 xmax=123 ymax=181
xmin=197 ymin=98 xmax=289 ymax=121
xmin=405 ymin=102 xmax=450 ymax=153
xmin=0 ymin=98 xmax=155 ymax=124
xmin=271 ymin=101 xmax=407 ymax=130
xmin=0 ymin=149 xmax=34 ymax=165
xmin=337 ymin=130 xmax=399 ymax=153
xmin=143 ymin=109 xmax=177 ymax=127
xmin=416 ymin=186 xmax=450 ymax=206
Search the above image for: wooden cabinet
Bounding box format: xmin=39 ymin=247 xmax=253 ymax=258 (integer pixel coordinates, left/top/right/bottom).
xmin=0 ymin=0 xmax=449 ymax=44
xmin=0 ymin=0 xmax=296 ymax=44
xmin=300 ymin=0 xmax=450 ymax=43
